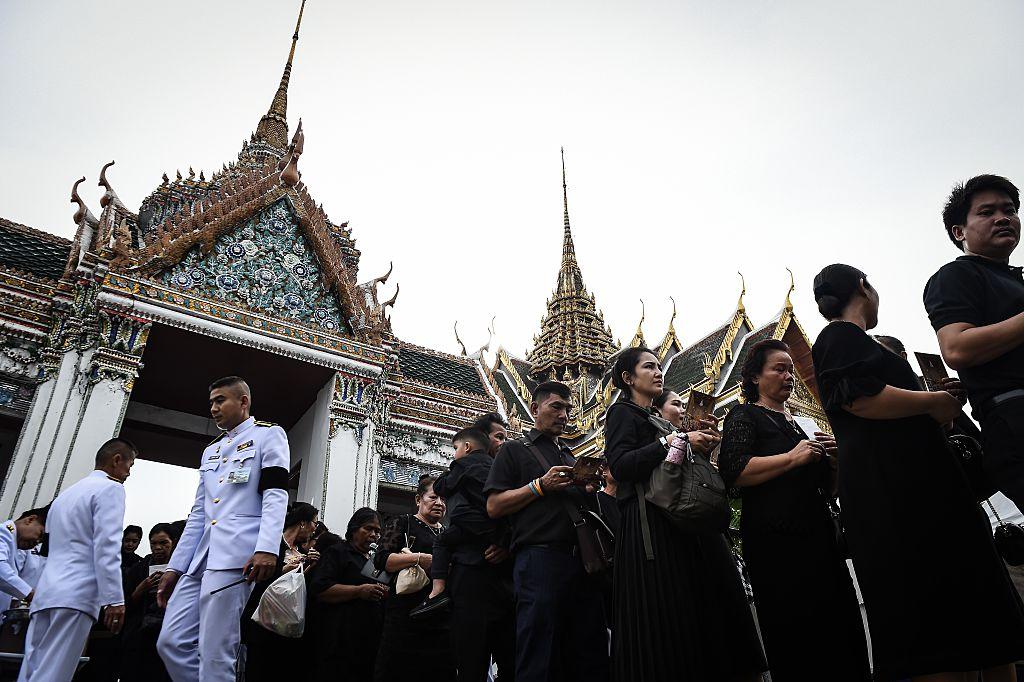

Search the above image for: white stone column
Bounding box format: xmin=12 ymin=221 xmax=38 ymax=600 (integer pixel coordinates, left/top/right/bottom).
xmin=0 ymin=346 xmax=85 ymax=518
xmin=289 ymin=376 xmax=333 ymax=511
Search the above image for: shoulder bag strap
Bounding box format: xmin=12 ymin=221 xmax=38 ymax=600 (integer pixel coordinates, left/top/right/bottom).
xmin=520 ymin=437 xmax=588 ymax=529
xmin=635 ymin=482 xmax=655 ymax=561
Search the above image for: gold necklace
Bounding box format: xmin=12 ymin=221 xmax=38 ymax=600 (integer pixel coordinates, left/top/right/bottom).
xmin=754 ymin=401 xmax=791 ymax=417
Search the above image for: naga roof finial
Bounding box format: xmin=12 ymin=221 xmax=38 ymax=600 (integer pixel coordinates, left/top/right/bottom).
xmin=784 ymin=267 xmax=796 ymax=311
xmin=71 ymin=177 xmax=89 ymax=224
xmin=255 ymin=0 xmax=307 ymax=151
xmin=98 ymin=160 xmax=120 ymax=208
xmin=454 ymin=321 xmax=468 ymax=356
xmin=668 ymin=296 xmax=678 ymax=334
xmin=737 ymin=272 xmax=747 ymax=312
xmin=629 ymin=299 xmax=646 ymax=348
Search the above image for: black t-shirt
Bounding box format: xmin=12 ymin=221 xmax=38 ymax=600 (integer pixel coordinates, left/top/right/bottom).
xmin=484 ymin=429 xmax=586 ymax=551
xmin=923 ymin=255 xmax=1024 ymax=411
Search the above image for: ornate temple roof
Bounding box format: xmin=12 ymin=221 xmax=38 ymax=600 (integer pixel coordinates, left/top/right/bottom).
xmin=398 ymin=343 xmax=487 ymax=395
xmin=526 ymin=150 xmax=617 ymax=380
xmin=662 ymin=323 xmax=732 ymax=393
xmin=0 ymin=219 xmax=72 ymax=281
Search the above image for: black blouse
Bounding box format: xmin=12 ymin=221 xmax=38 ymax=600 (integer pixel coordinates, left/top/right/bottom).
xmin=719 ymin=403 xmax=831 ymax=535
xmin=373 ymin=514 xmax=443 ymax=610
xmin=604 ymin=399 xmax=671 ymax=501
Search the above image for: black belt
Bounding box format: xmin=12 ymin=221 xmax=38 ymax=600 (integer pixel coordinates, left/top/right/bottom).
xmin=980 ymin=389 xmax=1024 ymax=417
xmin=528 ymin=542 xmax=579 ymax=556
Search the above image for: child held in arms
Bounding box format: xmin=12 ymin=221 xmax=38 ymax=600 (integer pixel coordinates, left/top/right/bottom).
xmin=411 ymin=427 xmax=504 ymax=618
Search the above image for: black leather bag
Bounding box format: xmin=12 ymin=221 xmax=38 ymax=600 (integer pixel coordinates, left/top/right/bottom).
xmin=985 ymin=499 xmax=1024 ymax=566
xmin=948 ymin=434 xmax=997 ymax=501
xmin=522 ymin=438 xmax=614 ymax=576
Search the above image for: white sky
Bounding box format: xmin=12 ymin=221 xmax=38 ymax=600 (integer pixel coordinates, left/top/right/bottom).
xmin=3 ymin=0 xmax=1024 ymax=534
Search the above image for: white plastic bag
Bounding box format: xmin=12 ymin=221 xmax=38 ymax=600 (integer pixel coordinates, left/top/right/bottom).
xmin=251 ymin=564 xmax=306 ymax=638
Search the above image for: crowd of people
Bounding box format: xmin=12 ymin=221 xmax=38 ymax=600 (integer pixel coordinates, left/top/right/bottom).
xmin=2 ymin=173 xmax=1024 ymax=682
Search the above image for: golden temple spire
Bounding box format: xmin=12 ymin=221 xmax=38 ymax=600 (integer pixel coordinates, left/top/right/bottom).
xmin=558 ymin=147 xmax=584 ymax=296
xmin=255 ymin=0 xmax=306 ymax=151
xmin=526 ymin=148 xmax=618 ymax=380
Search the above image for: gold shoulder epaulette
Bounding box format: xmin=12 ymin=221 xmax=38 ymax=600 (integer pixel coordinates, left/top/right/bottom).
xmin=254 ymin=420 xmax=277 ymax=427
xmin=208 ymin=432 xmax=227 ymax=446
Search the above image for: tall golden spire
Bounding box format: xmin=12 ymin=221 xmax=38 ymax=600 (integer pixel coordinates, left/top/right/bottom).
xmin=255 ymin=0 xmax=307 ymax=151
xmin=557 ymin=146 xmax=584 ymax=296
xmin=527 ymin=148 xmax=617 ymax=380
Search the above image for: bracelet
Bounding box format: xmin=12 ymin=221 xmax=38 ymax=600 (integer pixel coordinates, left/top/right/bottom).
xmin=528 ymin=480 xmax=541 ymax=497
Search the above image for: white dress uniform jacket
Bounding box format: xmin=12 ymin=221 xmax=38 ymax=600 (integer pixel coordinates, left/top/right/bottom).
xmin=158 ymin=417 xmax=289 ymax=682
xmin=30 ymin=470 xmax=125 ymax=617
xmin=168 ymin=417 xmax=290 ymax=575
xmin=18 ymin=470 xmax=125 ymax=682
xmin=0 ymin=521 xmax=31 ymax=611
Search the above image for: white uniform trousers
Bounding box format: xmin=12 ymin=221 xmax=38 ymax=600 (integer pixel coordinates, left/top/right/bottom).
xmin=157 ymin=567 xmax=254 ymax=682
xmin=17 ymin=607 xmax=92 ymax=682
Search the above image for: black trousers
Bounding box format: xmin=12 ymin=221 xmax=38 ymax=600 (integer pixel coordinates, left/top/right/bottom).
xmin=512 ymin=547 xmax=608 ymax=682
xmin=981 ymin=399 xmax=1024 ymax=511
xmin=449 ymin=562 xmax=515 ymax=682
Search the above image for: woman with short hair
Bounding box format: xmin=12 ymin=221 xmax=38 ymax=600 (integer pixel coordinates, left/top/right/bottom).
xmin=718 ymin=339 xmax=869 ymax=681
xmin=372 ymin=476 xmax=456 ymax=682
xmin=812 ymin=263 xmax=1024 ymax=681
xmin=309 ymin=507 xmax=388 ymax=681
xmin=604 ymin=346 xmax=766 ymax=682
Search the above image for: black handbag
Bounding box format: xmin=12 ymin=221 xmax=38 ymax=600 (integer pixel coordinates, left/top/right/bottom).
xmin=634 ymin=414 xmax=731 ymax=561
xmin=522 ymin=438 xmax=614 ymax=576
xmin=985 ymin=498 xmax=1024 ymax=566
xmin=948 ymin=434 xmax=997 ymax=501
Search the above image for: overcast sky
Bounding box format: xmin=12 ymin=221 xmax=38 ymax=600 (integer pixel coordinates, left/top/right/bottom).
xmin=3 ymin=0 xmax=1023 ymax=548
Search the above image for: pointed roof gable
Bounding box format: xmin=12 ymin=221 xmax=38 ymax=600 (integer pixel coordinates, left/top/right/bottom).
xmin=655 ymin=297 xmax=683 ymax=362
xmin=526 ymin=149 xmax=617 ymax=380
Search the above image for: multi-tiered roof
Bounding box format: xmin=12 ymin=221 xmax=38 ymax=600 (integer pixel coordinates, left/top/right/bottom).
xmin=526 ymin=150 xmax=617 ymax=382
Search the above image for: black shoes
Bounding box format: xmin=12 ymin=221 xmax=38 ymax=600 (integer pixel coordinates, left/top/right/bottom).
xmin=409 ymin=592 xmax=451 ymax=620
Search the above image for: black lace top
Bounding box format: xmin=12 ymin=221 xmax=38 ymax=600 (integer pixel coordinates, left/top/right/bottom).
xmin=719 ymin=403 xmax=831 ymax=535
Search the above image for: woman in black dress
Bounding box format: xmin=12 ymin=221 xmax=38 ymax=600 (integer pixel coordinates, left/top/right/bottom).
xmin=309 ymin=507 xmax=388 ymax=681
xmin=373 ymin=476 xmax=456 ymax=682
xmin=811 ymin=263 xmax=1024 ymax=681
xmin=605 ymin=346 xmax=767 ymax=682
xmin=719 ymin=339 xmax=870 ymax=681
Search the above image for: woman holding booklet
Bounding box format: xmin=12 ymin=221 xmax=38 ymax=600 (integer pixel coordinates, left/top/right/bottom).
xmin=719 ymin=338 xmax=869 ymax=681
xmin=604 ymin=346 xmax=766 ymax=682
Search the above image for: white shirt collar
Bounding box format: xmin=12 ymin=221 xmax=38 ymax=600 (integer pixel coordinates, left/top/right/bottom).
xmin=225 ymin=416 xmax=256 ymax=439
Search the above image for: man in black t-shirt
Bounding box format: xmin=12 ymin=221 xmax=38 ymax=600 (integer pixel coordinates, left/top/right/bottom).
xmin=924 ymin=174 xmax=1024 ymax=509
xmin=485 ymin=381 xmax=608 ymax=682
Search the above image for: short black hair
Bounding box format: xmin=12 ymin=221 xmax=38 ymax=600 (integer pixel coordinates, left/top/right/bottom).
xmin=345 ymin=507 xmax=381 ymax=542
xmin=472 ymin=412 xmax=508 ymax=435
xmin=416 ymin=474 xmax=437 ymax=498
xmin=874 ymin=335 xmax=906 ymax=356
xmin=812 ymin=264 xmax=870 ymax=320
xmin=611 ymin=346 xmax=658 ymax=394
xmin=942 ymin=175 xmax=1020 ymax=250
xmin=169 ymin=520 xmax=187 ymax=542
xmin=284 ymin=502 xmax=319 ymax=529
xmin=652 ymin=390 xmax=678 ymax=411
xmin=740 ymin=339 xmax=791 ymax=402
xmin=123 ymin=525 xmax=143 ymax=538
xmin=149 ymin=522 xmax=176 ymax=540
xmin=96 ymin=438 xmax=138 ymax=467
xmin=208 ymin=376 xmax=251 ymax=399
xmin=17 ymin=505 xmax=48 ymax=523
xmin=452 ymin=427 xmax=490 ymax=453
xmin=532 ymin=380 xmax=571 ymax=404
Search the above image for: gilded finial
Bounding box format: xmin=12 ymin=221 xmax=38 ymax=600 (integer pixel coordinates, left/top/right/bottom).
xmin=629 ymin=299 xmax=646 ymax=347
xmin=785 ymin=268 xmax=795 ymax=311
xmin=454 ymin=322 xmax=468 ymax=356
xmin=188 ymin=166 xmax=195 ymax=180
xmin=280 ymin=118 xmax=304 ymax=187
xmin=737 ymin=272 xmax=747 ymax=312
xmin=161 ymin=172 xmax=169 ymax=185
xmin=200 ymin=170 xmax=206 ymax=182
xmin=176 ymin=169 xmax=182 ymax=181
xmin=382 ymin=283 xmax=399 ymax=312
xmin=668 ymin=296 xmax=677 ymax=334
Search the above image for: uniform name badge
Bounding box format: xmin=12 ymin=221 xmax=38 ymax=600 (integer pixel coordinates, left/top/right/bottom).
xmin=227 ymin=467 xmax=251 ymax=484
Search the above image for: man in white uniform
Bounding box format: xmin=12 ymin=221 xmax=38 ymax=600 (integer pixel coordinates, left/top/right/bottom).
xmin=156 ymin=376 xmax=289 ymax=682
xmin=18 ymin=438 xmax=135 ymax=682
xmin=0 ymin=506 xmax=47 ymax=615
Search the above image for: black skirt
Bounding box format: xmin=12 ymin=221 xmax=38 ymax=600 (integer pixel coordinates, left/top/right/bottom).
xmin=611 ymin=497 xmax=767 ymax=682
